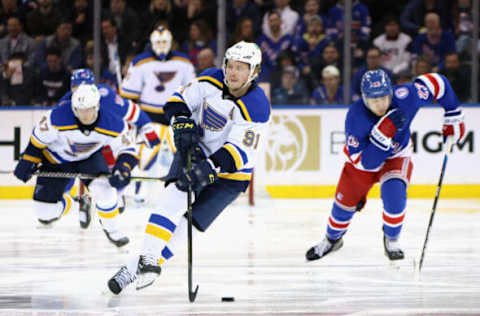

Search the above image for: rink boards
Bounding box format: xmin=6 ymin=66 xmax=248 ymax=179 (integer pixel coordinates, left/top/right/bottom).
xmin=0 ymin=105 xmax=479 ymax=199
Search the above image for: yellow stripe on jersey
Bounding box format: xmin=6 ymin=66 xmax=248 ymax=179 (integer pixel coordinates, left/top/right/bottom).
xmin=235 ymin=100 xmax=252 ymax=122
xmin=145 ymin=223 xmax=172 ymax=241
xmin=119 ymin=89 xmax=140 ymax=100
xmin=171 ymin=56 xmax=191 ymax=64
xmin=30 ymin=135 xmax=47 ymax=149
xmin=23 ymin=154 xmax=41 ymax=164
xmin=197 ymin=76 xmax=223 ymax=89
xmin=54 ymin=124 xmax=78 ymax=131
xmin=223 ymin=144 xmax=243 ymax=170
xmin=97 ymin=208 xmax=119 ymax=219
xmin=140 ymin=104 xmax=165 ymax=114
xmin=218 ymin=172 xmax=252 ymax=181
xmin=94 ymin=127 xmax=120 ymax=137
xmin=135 ymin=57 xmax=156 ymax=67
xmin=42 ymin=150 xmax=58 ymax=164
xmin=167 ymin=96 xmax=186 ymax=103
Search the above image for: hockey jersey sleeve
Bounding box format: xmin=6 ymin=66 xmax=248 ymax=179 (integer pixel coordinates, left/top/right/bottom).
xmin=414 ymin=73 xmax=460 ymax=111
xmin=106 ymin=122 xmax=138 ymax=162
xmin=22 ymin=111 xmax=61 ymax=163
xmin=119 ymin=60 xmax=143 ymax=100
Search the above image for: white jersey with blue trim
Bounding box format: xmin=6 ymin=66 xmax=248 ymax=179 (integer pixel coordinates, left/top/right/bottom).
xmin=120 ymin=51 xmax=196 ymax=114
xmin=169 ymin=68 xmax=271 ymax=182
xmin=344 ymin=73 xmax=461 ymax=172
xmin=29 ymin=101 xmax=137 ymax=164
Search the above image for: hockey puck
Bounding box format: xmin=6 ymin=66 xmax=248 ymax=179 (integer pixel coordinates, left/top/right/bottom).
xmin=221 ymin=297 xmax=235 ymax=302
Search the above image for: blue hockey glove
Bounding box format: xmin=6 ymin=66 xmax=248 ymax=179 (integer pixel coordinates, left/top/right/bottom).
xmin=14 ymin=155 xmax=39 ymax=183
xmin=109 ymin=154 xmax=137 ymax=189
xmin=171 ymin=116 xmax=200 ymax=163
xmin=175 ymin=159 xmax=217 ymax=193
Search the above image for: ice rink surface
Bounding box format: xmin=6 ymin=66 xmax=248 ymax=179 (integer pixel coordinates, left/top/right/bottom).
xmin=0 ymin=196 xmax=480 ymax=316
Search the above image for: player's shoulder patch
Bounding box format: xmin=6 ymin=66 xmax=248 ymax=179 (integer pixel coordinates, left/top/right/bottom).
xmin=197 ymin=68 xmax=224 ymax=90
xmin=96 ymin=107 xmax=125 ymax=137
xmin=50 ymin=102 xmax=77 ymax=130
xmin=132 ymin=51 xmax=156 ymax=67
xmin=394 ymin=86 xmax=409 ymax=99
xmin=170 ymin=51 xmax=192 ymax=64
xmin=235 ymin=86 xmax=271 ymax=123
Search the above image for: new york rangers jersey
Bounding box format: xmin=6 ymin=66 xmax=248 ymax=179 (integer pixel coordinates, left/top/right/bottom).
xmin=167 ymin=68 xmax=271 ymax=190
xmin=29 ymin=101 xmax=137 ymax=164
xmin=119 ymin=51 xmax=196 ymax=114
xmin=58 ymin=83 xmax=150 ymax=129
xmin=344 ymin=73 xmax=460 ymax=172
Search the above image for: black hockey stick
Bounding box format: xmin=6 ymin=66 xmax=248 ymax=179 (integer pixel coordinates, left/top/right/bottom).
xmin=187 ymin=150 xmax=199 ymax=302
xmin=418 ymin=137 xmax=454 ymax=272
xmin=0 ymin=170 xmax=166 ymax=182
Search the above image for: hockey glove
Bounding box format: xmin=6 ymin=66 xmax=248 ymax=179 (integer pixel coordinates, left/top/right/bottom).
xmin=14 ymin=155 xmax=39 ymax=183
xmin=172 ymin=116 xmax=200 ymax=163
xmin=370 ymin=109 xmax=406 ymax=151
xmin=175 ymin=159 xmax=217 ymax=193
xmin=442 ymin=109 xmax=465 ymax=143
xmin=109 ymin=154 xmax=137 ymax=189
xmin=139 ymin=123 xmax=160 ymax=148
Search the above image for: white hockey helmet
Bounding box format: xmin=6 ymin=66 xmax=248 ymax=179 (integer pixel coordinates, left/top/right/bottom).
xmin=150 ymin=27 xmax=172 ymax=59
xmin=222 ymin=41 xmax=262 ymax=88
xmin=71 ymin=84 xmax=101 ymax=120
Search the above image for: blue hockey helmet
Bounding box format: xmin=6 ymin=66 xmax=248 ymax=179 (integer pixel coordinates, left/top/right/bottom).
xmin=71 ymin=68 xmax=95 ymax=89
xmin=360 ymin=69 xmax=392 ymax=104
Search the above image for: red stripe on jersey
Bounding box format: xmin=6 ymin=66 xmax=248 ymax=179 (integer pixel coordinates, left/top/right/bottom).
xmin=329 ymin=217 xmax=350 ymax=229
xmin=145 ymin=130 xmax=158 ymax=142
xmin=424 ymin=73 xmax=439 ymax=101
xmin=383 ymin=212 xmax=405 ymax=225
xmin=127 ymin=102 xmax=137 ymax=122
xmin=102 ymin=145 xmax=116 ymax=169
xmin=343 ymin=145 xmax=361 ymax=165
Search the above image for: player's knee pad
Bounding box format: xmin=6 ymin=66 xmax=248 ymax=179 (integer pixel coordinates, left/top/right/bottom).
xmin=153 ymin=184 xmax=188 ymax=222
xmin=88 ymin=177 xmax=118 ymax=208
xmin=33 ymin=198 xmax=69 ymax=222
xmin=381 ymin=178 xmax=406 ymax=215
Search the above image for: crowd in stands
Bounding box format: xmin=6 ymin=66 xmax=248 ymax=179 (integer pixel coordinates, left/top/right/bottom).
xmin=0 ymin=0 xmax=478 ymax=106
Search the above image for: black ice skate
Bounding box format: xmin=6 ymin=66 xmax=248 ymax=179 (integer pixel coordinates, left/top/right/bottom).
xmin=306 ymin=237 xmax=344 ymax=261
xmin=77 ymin=194 xmax=92 ymax=229
xmin=136 ymin=255 xmax=162 ymax=290
xmin=37 ymin=216 xmax=61 ymax=225
xmin=108 ymin=266 xmax=136 ymax=295
xmin=118 ymin=194 xmax=126 ymax=214
xmin=383 ymin=235 xmax=404 ymax=260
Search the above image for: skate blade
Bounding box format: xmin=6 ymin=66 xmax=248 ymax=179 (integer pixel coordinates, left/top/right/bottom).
xmin=136 ymin=273 xmax=158 ymax=291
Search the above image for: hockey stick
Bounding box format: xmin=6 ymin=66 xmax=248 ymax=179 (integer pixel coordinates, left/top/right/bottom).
xmin=418 ymin=136 xmax=454 ymax=272
xmin=1 ymin=170 xmax=166 ymax=182
xmin=187 ymin=150 xmax=199 ymax=302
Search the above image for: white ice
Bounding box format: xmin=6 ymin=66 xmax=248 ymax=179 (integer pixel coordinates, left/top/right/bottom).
xmin=0 ymin=197 xmax=480 ymax=315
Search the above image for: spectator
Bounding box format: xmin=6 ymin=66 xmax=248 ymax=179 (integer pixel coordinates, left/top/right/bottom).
xmin=69 ymin=0 xmax=93 ymax=46
xmin=83 ymin=41 xmax=117 ymax=89
xmin=107 ymin=0 xmax=140 ymax=51
xmin=311 ymin=43 xmax=343 ymax=80
xmin=196 ymin=47 xmax=216 ymax=74
xmin=294 ymin=0 xmax=327 ymax=41
xmin=412 ymin=55 xmax=432 ymax=76
xmin=269 ymin=49 xmax=297 ymax=90
xmin=0 ymin=16 xmax=37 ymax=68
xmin=440 ymin=52 xmax=470 ymax=102
xmin=261 ymin=0 xmax=299 ymax=38
xmin=230 ymin=16 xmax=256 ymax=47
xmin=185 ymin=0 xmax=217 ymax=32
xmin=400 ymin=0 xmax=453 ymax=36
xmin=311 ymin=65 xmax=345 ymax=105
xmin=34 ymin=18 xmax=83 ymax=72
xmin=181 ymin=19 xmax=216 ymax=67
xmin=394 ymin=69 xmax=413 ymax=85
xmin=0 ymin=52 xmax=34 ymax=106
xmin=0 ymin=0 xmax=26 ymax=38
xmin=25 ymin=0 xmax=62 ymax=43
xmin=226 ymin=0 xmax=261 ymax=37
xmin=101 ymin=18 xmax=133 ymax=79
xmin=326 ymin=0 xmax=371 ymax=42
xmin=411 ymin=12 xmax=456 ymax=69
xmin=351 ymin=46 xmax=392 ymax=101
xmin=33 ymin=47 xmax=70 ymax=106
xmin=272 ymin=65 xmax=309 ymax=105
xmin=256 ymin=11 xmax=295 ymax=82
xmin=373 ymin=16 xmax=412 ymax=75
xmin=453 ymin=0 xmax=474 ymax=57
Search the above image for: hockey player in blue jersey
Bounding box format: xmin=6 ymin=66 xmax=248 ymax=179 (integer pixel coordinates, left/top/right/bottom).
xmin=306 ymin=69 xmax=465 ymax=261
xmin=13 ymin=84 xmax=139 ymax=248
xmin=107 ymin=41 xmax=271 ymax=294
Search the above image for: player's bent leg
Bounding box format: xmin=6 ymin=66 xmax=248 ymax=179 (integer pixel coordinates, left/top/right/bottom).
xmin=381 ymin=178 xmax=407 ymax=260
xmin=89 ymin=178 xmax=129 ymax=247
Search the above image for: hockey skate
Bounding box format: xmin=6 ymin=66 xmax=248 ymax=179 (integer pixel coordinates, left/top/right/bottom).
xmin=77 ymin=194 xmax=92 ymax=229
xmin=306 ymin=237 xmax=344 ymax=261
xmin=136 ymin=255 xmax=162 ymax=290
xmin=37 ymin=216 xmax=61 ymax=226
xmin=118 ymin=194 xmax=126 ymax=214
xmin=99 ymin=219 xmax=129 ymax=247
xmin=383 ymin=235 xmax=404 ymax=260
xmin=108 ymin=266 xmax=136 ymax=295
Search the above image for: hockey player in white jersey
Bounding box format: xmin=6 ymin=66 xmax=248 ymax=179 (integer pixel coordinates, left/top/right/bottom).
xmin=13 ymin=84 xmax=139 ymax=247
xmin=107 ymin=41 xmax=271 ymax=294
xmin=120 ymin=26 xmax=196 ymax=204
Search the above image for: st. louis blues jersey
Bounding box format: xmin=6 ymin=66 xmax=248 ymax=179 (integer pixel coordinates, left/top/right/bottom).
xmin=58 ymin=83 xmax=151 ymax=129
xmin=28 ymin=101 xmax=137 ymax=164
xmin=344 ymin=73 xmax=461 ymax=171
xmin=119 ymin=51 xmax=196 ymax=115
xmin=167 ymin=68 xmax=271 ymax=191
